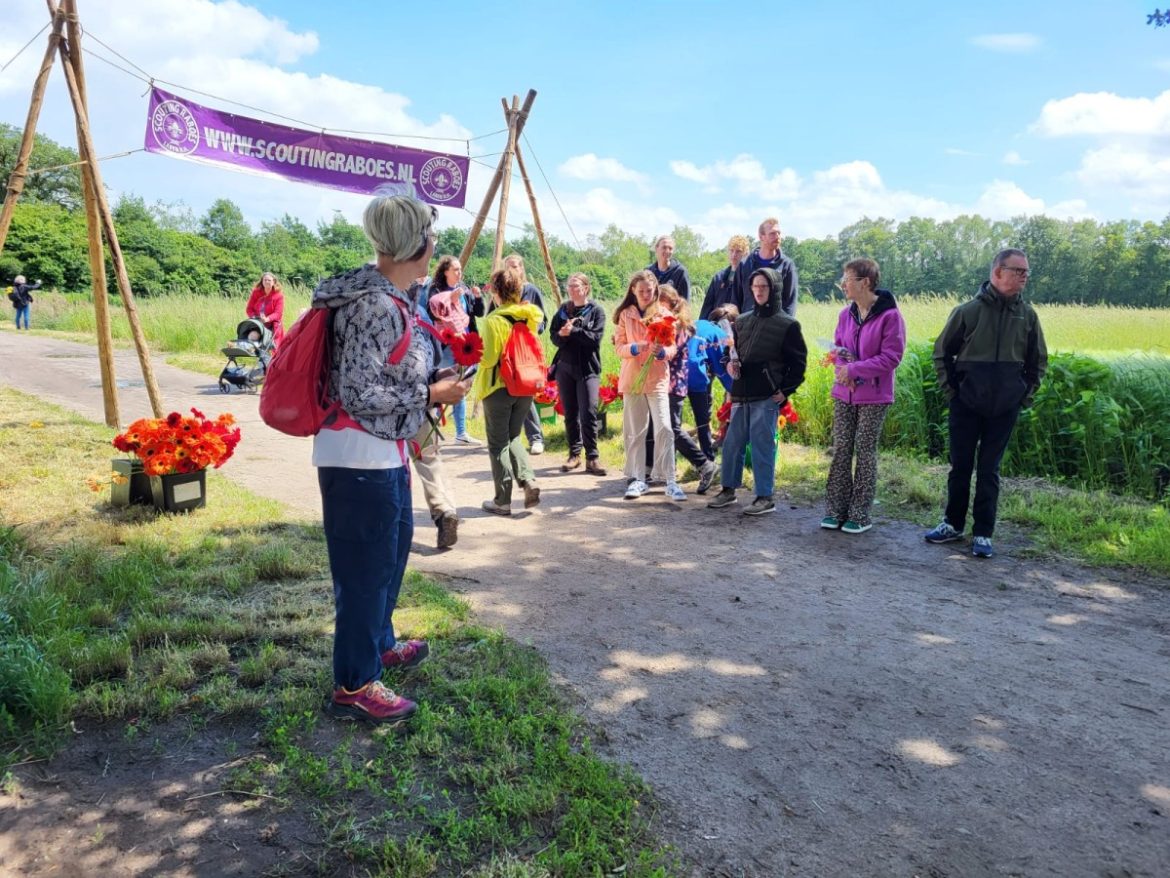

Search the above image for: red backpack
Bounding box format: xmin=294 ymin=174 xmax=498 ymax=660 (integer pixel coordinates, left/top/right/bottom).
xmin=497 ymin=314 xmax=548 ymax=397
xmin=260 ymin=296 xmax=412 ymax=437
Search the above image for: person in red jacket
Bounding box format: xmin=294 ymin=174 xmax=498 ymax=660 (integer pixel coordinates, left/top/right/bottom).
xmin=245 ymin=272 xmax=285 ymax=348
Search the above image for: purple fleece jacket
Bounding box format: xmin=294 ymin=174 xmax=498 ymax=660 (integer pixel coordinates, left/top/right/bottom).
xmin=830 ymin=290 xmax=907 ymax=406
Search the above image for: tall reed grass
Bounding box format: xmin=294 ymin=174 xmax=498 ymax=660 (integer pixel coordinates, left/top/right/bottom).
xmin=27 ymin=289 xmax=1170 ymax=499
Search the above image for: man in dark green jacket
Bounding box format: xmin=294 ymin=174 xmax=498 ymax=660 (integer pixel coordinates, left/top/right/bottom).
xmin=925 ymin=249 xmax=1047 ymax=558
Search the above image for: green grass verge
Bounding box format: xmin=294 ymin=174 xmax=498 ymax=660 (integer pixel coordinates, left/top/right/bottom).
xmin=0 ymin=388 xmax=674 ymax=876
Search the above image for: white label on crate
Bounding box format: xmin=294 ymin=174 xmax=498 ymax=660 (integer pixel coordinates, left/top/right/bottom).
xmin=172 ymin=480 xmax=204 ymax=504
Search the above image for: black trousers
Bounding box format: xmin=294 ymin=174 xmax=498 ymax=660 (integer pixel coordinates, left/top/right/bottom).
xmin=646 ymin=393 xmax=709 ymax=471
xmin=556 ymin=367 xmax=601 ymax=459
xmin=944 ymin=397 xmax=1020 ymax=538
xmin=687 ymin=389 xmax=715 ymax=461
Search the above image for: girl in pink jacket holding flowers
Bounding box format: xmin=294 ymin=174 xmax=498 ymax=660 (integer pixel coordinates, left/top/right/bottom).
xmin=613 ymin=270 xmax=684 ymax=501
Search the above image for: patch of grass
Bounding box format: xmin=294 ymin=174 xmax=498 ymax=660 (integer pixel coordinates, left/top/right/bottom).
xmin=0 ymin=389 xmax=672 ymax=873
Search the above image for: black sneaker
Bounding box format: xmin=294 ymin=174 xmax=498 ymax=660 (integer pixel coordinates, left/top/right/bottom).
xmin=706 ymin=488 xmax=737 ymax=509
xmin=743 ymin=497 xmax=776 ymax=516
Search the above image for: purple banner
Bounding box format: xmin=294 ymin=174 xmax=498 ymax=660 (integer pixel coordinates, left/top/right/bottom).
xmin=143 ymin=87 xmax=469 ymax=208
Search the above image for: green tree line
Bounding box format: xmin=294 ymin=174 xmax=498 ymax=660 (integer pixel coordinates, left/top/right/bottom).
xmin=3 ymin=123 xmax=1169 ymax=306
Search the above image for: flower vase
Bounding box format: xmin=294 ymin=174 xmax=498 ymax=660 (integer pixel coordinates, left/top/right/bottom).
xmin=149 ymin=469 xmax=207 ymax=512
xmin=111 ymin=459 xmax=152 ymax=506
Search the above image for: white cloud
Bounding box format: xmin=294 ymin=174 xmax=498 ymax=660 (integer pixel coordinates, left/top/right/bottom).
xmin=669 ymin=153 xmax=800 ymax=200
xmin=972 ymin=180 xmax=1090 ymax=220
xmin=1033 ymin=90 xmax=1170 ymax=137
xmin=970 ymin=33 xmax=1041 ymax=53
xmin=1002 ymin=150 xmax=1028 ymax=165
xmin=555 ymin=187 xmax=681 ymax=239
xmin=1074 ymin=143 xmax=1170 ymax=204
xmin=945 ymin=148 xmax=980 ymax=157
xmin=559 ymin=153 xmax=649 ymax=193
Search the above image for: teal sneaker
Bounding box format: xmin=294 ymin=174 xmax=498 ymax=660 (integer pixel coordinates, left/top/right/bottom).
xmin=841 ymin=520 xmax=872 ymax=534
xmin=820 ymin=516 xmax=842 ymax=530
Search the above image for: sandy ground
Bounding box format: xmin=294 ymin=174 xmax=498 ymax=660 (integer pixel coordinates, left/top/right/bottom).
xmin=1 ymin=329 xmax=1168 ymax=877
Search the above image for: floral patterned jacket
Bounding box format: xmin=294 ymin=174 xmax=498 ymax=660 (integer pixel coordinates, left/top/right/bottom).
xmin=310 ymin=264 xmax=432 ymax=441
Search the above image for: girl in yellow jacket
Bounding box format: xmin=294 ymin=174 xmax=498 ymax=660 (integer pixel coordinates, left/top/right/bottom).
xmin=473 ymin=266 xmax=546 ymax=516
xmin=613 ymin=270 xmax=684 ymax=501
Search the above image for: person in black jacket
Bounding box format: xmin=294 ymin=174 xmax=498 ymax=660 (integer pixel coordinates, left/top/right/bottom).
xmin=646 ymin=234 xmax=691 ymax=302
xmin=549 ymin=273 xmax=608 ymax=475
xmin=731 ymin=218 xmax=798 ymax=318
xmin=706 ymin=267 xmax=807 ymax=516
xmin=699 ymin=235 xmax=750 ymax=320
xmin=9 ymin=275 xmax=41 ymax=330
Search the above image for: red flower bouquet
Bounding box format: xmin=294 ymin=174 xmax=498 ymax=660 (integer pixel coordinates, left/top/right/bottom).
xmin=631 ymin=313 xmax=678 ymax=393
xmin=113 ymin=408 xmax=241 ymax=476
xmin=597 ymin=373 xmax=622 ymax=414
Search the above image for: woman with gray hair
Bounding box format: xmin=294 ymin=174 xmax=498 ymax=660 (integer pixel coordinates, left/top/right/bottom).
xmin=310 ymin=195 xmax=470 ymax=725
xmin=8 ymin=274 xmax=41 ymax=330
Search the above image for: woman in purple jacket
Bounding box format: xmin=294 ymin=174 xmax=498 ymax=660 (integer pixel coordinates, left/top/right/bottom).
xmin=822 ymin=259 xmax=907 ymax=534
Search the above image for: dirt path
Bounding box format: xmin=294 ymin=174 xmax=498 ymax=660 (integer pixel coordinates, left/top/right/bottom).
xmin=2 ymin=329 xmax=1168 ymax=877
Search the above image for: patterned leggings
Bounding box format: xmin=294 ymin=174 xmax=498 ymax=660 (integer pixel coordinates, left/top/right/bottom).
xmin=825 ymin=400 xmax=890 ymax=526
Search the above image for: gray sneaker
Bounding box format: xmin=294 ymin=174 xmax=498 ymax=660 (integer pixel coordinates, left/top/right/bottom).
xmin=696 ymin=460 xmax=717 ymax=494
xmin=924 ymin=521 xmax=963 ymax=543
xmin=665 ymin=482 xmax=687 ymax=501
xmin=624 ymin=479 xmax=648 ymax=500
xmin=743 ymin=496 xmax=776 ymax=516
xmin=706 ymin=487 xmax=737 ymax=509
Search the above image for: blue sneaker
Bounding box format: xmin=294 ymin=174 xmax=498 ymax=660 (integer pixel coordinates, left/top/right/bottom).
xmin=972 ymin=536 xmax=994 ymax=558
xmin=924 ymin=521 xmax=963 ymax=543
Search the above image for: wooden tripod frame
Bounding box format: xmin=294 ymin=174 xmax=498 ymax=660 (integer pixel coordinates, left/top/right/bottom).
xmin=0 ymin=0 xmax=164 ymax=425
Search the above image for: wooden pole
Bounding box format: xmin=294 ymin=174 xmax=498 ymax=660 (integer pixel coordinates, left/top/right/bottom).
xmin=0 ymin=7 xmax=66 ymax=255
xmin=54 ymin=22 xmax=165 ymax=416
xmin=492 ymin=95 xmax=520 ymax=271
xmin=513 ymin=143 xmax=560 ymax=308
xmin=457 ymin=89 xmax=537 ymax=268
xmin=63 ymin=0 xmax=118 ymax=427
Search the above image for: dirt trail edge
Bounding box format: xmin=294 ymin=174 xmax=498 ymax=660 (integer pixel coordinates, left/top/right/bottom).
xmin=2 ymin=330 xmax=1168 ymax=877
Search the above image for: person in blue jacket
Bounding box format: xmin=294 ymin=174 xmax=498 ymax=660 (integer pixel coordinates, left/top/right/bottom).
xmin=731 ymin=218 xmax=798 ymax=318
xmin=699 ymin=235 xmax=749 ymax=320
xmin=646 ymin=234 xmax=692 ymax=301
xmin=686 ymin=315 xmax=731 ymax=485
xmin=8 ymin=275 xmax=41 ymax=330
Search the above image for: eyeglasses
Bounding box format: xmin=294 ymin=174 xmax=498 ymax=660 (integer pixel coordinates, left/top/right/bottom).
xmin=838 ymin=276 xmax=858 ymax=285
xmin=1001 ymin=266 xmax=1030 ymax=277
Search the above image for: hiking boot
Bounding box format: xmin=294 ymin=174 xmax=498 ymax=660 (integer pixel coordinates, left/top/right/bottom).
xmin=696 ymin=460 xmax=717 ymax=494
xmin=586 ymin=458 xmax=608 ymax=476
xmin=326 ymin=681 xmax=417 ymax=725
xmin=381 ymin=639 xmax=429 ymax=670
xmin=665 ymin=482 xmax=687 ymax=501
xmin=624 ymin=479 xmax=648 ymax=500
xmin=561 ymin=455 xmax=583 ymax=472
xmin=972 ymin=536 xmax=994 ymax=558
xmin=841 ymin=520 xmax=871 ymax=534
xmin=482 ymin=499 xmax=512 ymax=516
xmin=454 ymin=433 xmax=481 ymax=446
xmin=523 ymin=481 xmax=541 ymax=508
xmin=529 ymin=440 xmax=544 ymax=455
xmin=820 ymin=516 xmax=842 ymax=530
xmin=924 ymin=521 xmax=963 ymax=543
xmin=707 ymin=487 xmax=737 ymax=509
xmin=743 ymin=496 xmax=776 ymax=516
xmin=436 ymin=512 xmax=458 ymax=549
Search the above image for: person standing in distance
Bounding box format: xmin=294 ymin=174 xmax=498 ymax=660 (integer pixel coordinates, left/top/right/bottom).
xmin=699 ymin=235 xmax=749 ymax=320
xmin=646 ymin=234 xmax=692 ymax=302
xmin=924 ymin=248 xmax=1047 ymax=559
xmin=732 ymin=218 xmax=798 ymax=318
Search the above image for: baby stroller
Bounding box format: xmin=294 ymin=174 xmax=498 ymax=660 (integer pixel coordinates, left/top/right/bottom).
xmin=218 ymin=318 xmax=274 ymax=393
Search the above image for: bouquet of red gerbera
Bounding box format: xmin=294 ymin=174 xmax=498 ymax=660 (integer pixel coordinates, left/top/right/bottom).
xmin=420 ymin=330 xmax=484 ymax=449
xmin=113 ymin=408 xmax=241 ymax=476
xmin=597 ymin=373 xmax=622 ymax=414
xmin=778 ymin=399 xmax=799 ymax=430
xmin=631 ymin=313 xmax=678 ymax=393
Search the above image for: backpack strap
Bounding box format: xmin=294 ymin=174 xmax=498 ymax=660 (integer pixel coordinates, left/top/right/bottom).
xmin=386 ymin=294 xmax=414 ymax=365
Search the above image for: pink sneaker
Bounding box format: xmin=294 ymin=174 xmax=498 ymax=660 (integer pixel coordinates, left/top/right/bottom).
xmin=327 ymin=680 xmax=417 ymax=724
xmin=381 ymin=639 xmax=429 ymax=670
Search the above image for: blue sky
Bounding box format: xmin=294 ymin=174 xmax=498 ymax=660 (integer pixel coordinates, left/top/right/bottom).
xmin=2 ymin=0 xmax=1168 ymax=249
